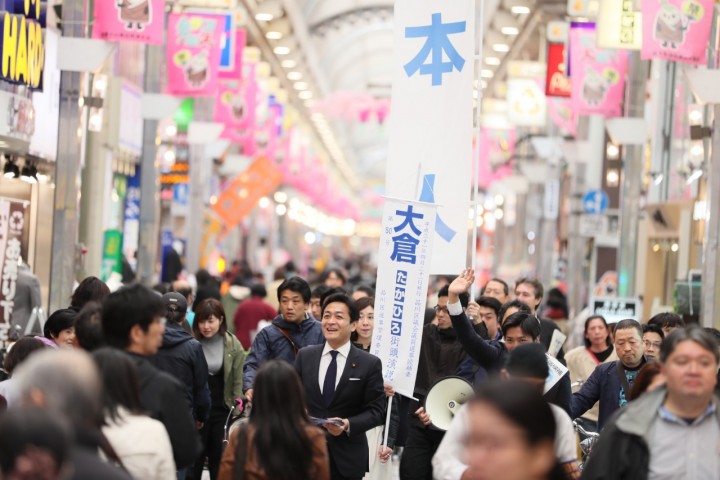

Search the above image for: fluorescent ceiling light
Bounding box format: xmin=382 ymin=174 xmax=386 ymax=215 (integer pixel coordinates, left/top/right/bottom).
xmin=255 ymin=13 xmax=273 ymax=21
xmin=501 ymin=27 xmax=519 ymax=35
xmin=293 ymin=81 xmax=308 ymax=90
xmin=274 ymin=46 xmax=290 ymax=55
xmin=480 ymin=69 xmax=494 ymax=78
xmin=299 ymin=91 xmax=313 ymax=99
xmin=485 ymin=56 xmax=501 ymax=66
xmin=287 ymin=71 xmax=302 ymax=80
xmin=265 ymin=31 xmax=283 ymax=40
xmin=493 ymin=44 xmax=510 ymax=53
xmin=281 ymin=59 xmax=297 ymax=68
xmin=511 ymin=6 xmax=530 ymax=14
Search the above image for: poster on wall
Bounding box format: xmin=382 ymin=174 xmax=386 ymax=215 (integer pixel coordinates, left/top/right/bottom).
xmin=92 ymin=0 xmax=165 ymax=44
xmin=641 ymin=0 xmax=713 ymax=65
xmin=0 ymin=199 xmax=28 ymax=345
xmin=166 ymin=13 xmax=224 ymax=97
xmin=569 ymin=23 xmax=629 ymax=117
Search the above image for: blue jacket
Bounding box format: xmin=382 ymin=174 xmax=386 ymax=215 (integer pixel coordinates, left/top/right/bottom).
xmin=243 ymin=314 xmax=324 ymax=391
xmin=571 ymin=359 xmax=646 ymax=430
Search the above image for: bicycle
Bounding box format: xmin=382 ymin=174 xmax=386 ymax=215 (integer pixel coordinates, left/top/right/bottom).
xmin=573 ymin=420 xmax=600 ymax=470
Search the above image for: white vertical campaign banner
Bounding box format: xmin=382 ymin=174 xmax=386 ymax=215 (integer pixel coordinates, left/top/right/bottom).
xmin=372 ymin=199 xmax=436 ymax=398
xmin=385 ymin=0 xmax=474 ymax=274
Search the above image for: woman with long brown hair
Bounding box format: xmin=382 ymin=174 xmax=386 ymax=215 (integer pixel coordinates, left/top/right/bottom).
xmin=218 ymin=359 xmax=329 ymax=480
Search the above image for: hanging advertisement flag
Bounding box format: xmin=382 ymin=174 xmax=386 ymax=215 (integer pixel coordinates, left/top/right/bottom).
xmin=211 ymin=156 xmax=283 ymax=229
xmin=596 ymin=0 xmax=642 ymax=50
xmin=569 ymin=23 xmax=629 ymax=117
xmin=200 ymin=210 xmax=224 ymax=268
xmin=546 ymin=43 xmax=571 ymax=97
xmin=0 ymin=199 xmax=28 ymax=345
xmin=215 ymin=80 xmax=246 ymax=129
xmin=372 ymin=199 xmax=436 ymax=397
xmin=641 ymin=0 xmax=713 ymax=65
xmin=219 ymin=25 xmax=247 ymax=79
xmin=385 ymin=0 xmax=474 ymax=274
xmin=92 ymin=0 xmax=165 ymax=44
xmin=166 ymin=13 xmax=224 ymax=97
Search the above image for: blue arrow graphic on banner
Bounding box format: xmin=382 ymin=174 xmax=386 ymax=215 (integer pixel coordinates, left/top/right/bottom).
xmin=419 ymin=174 xmax=456 ymax=243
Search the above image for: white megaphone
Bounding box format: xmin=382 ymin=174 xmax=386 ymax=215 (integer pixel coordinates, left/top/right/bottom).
xmin=424 ymin=376 xmax=474 ymax=431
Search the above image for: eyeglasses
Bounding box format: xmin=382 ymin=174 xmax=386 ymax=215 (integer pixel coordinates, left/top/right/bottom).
xmin=643 ymin=340 xmax=662 ymax=349
xmin=434 ymin=305 xmax=449 ymax=314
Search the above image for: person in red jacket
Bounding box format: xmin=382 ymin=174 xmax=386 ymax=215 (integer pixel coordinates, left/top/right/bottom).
xmin=233 ymin=284 xmax=278 ymax=349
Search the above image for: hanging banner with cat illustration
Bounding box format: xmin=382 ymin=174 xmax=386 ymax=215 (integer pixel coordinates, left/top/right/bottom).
xmin=93 ymin=0 xmax=165 ymax=44
xmin=569 ymin=23 xmax=628 ymax=117
xmin=166 ymin=13 xmax=224 ymax=97
xmin=641 ymin=0 xmax=713 ymax=65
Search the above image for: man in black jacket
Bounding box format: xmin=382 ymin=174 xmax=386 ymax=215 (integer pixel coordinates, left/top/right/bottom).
xmin=295 ymin=293 xmax=386 ymax=480
xmin=399 ymin=284 xmax=475 ymax=480
xmin=102 ymin=284 xmax=201 ymax=475
xmin=152 ymin=292 xmax=211 ymax=426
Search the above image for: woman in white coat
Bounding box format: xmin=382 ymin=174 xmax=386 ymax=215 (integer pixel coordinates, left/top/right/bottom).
xmin=93 ymin=347 xmax=176 ymax=480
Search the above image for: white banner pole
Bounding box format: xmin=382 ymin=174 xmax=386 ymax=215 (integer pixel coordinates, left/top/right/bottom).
xmin=470 ymin=0 xmax=485 ymax=299
xmin=382 ymin=395 xmax=392 ymax=448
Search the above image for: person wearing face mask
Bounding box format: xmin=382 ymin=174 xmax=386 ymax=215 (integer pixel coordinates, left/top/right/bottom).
xmin=571 ymin=319 xmax=647 ymax=430
xmin=192 ymin=298 xmax=245 ymax=480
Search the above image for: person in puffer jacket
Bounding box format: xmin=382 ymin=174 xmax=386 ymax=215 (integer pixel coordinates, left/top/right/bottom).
xmin=243 ymin=277 xmax=324 ymax=402
xmin=152 ymin=292 xmax=211 ymax=425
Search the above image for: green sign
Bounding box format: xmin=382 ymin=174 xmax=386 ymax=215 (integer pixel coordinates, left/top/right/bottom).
xmin=101 ymin=229 xmax=123 ymax=281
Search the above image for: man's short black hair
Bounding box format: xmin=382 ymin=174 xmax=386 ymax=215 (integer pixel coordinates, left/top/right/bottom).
xmin=250 ymin=283 xmax=267 ymax=298
xmin=277 ymin=276 xmax=311 ymax=304
xmin=74 ymin=302 xmax=105 ymax=351
xmin=354 ymin=284 xmax=375 ymax=297
xmin=647 ymin=312 xmax=685 ymax=330
xmin=481 ymin=278 xmax=509 ymax=296
xmin=499 ymin=300 xmax=531 ymax=324
xmin=438 ymin=284 xmax=469 ymax=308
xmin=311 ymin=285 xmax=331 ymax=300
xmin=515 ymin=278 xmax=544 ymax=300
xmin=321 ymin=293 xmax=359 ymax=323
xmin=614 ymin=319 xmax=643 ymax=339
xmin=501 ymin=312 xmax=541 ymax=340
xmin=660 ymin=325 xmax=719 ymax=364
xmin=476 ymin=296 xmax=502 ymax=315
xmin=102 ymin=284 xmax=165 ymax=350
xmin=642 ymin=323 xmax=665 ymax=339
xmin=320 ymin=287 xmax=349 ymax=306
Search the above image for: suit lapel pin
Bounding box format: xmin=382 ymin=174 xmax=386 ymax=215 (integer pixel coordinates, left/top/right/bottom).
xmin=352 ymin=363 xmax=357 ymax=368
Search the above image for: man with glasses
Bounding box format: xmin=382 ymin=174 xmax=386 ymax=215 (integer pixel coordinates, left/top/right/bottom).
xmin=642 ymin=324 xmax=665 ymax=361
xmin=243 ymin=276 xmax=324 ymax=402
xmin=399 ymin=284 xmax=476 ymax=480
xmin=571 ymin=319 xmax=647 ymax=430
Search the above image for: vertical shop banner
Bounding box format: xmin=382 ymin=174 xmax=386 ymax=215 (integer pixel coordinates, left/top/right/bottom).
xmin=166 ymin=13 xmax=224 ymax=97
xmin=546 ymin=43 xmax=571 ymax=97
xmin=507 ymin=78 xmax=547 ymax=127
xmin=211 ymin=156 xmax=283 ymax=229
xmin=385 ymin=0 xmax=474 ymax=274
xmin=641 ymin=0 xmax=713 ymax=65
xmin=569 ymin=24 xmax=629 ymax=117
xmin=200 ymin=210 xmax=224 ymax=268
xmin=123 ymin=171 xmax=140 ymax=257
xmin=596 ymin=0 xmax=642 ymax=50
xmin=101 ymin=230 xmax=123 ymax=282
xmin=92 ymin=0 xmax=165 ymax=44
xmin=371 ymin=199 xmax=436 ymax=397
xmin=0 ymin=199 xmax=27 ymax=344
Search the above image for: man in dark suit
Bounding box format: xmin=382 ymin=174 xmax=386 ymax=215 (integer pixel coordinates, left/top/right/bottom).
xmin=296 ymin=293 xmax=386 ymax=480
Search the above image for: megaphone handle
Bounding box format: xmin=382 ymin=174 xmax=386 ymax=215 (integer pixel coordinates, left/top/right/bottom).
xmin=382 ymin=395 xmax=392 ymax=447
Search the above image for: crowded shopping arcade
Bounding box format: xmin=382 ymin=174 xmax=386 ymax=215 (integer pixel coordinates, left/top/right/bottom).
xmin=0 ymin=0 xmax=718 ymax=479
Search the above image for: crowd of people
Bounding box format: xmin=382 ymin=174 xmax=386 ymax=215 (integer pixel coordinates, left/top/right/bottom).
xmin=0 ymin=264 xmax=718 ymax=480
